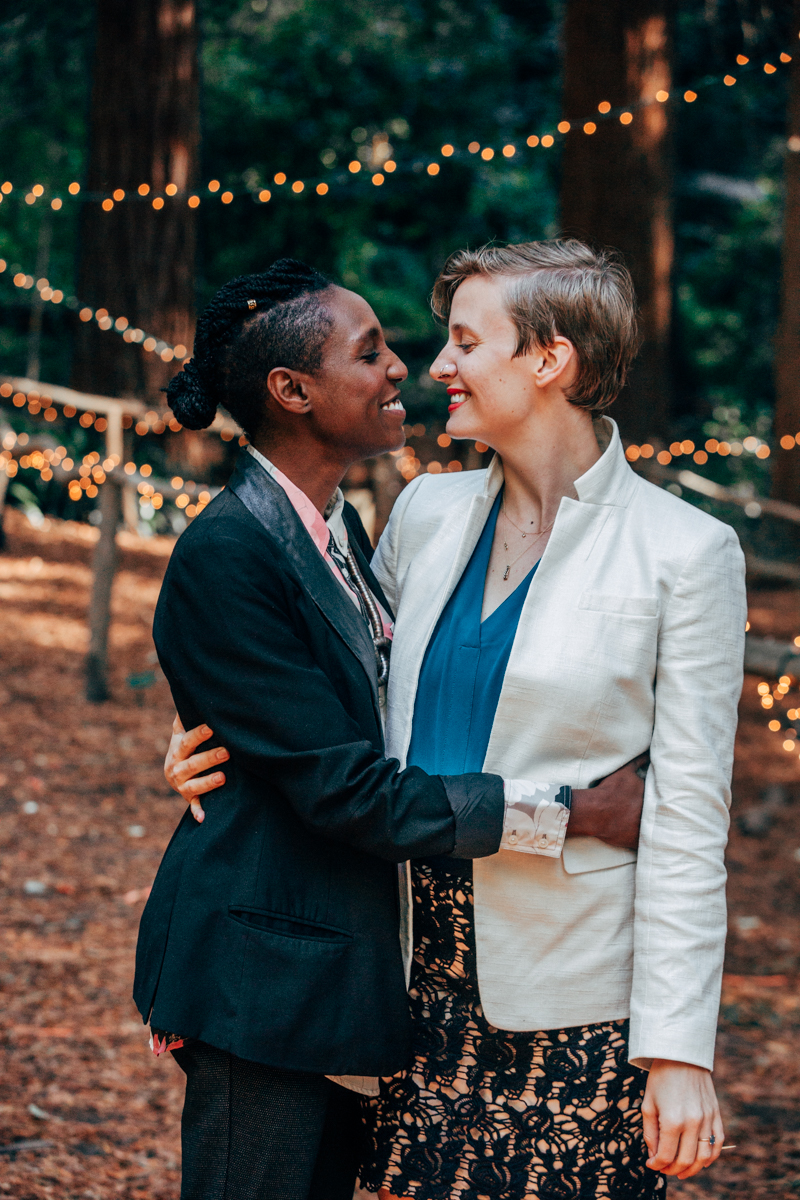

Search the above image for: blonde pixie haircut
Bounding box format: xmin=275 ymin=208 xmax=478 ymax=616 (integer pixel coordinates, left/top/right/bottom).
xmin=431 ymin=239 xmax=640 ymax=413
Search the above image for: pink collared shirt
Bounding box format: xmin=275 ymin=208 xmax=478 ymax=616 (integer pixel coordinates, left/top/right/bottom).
xmin=247 ymin=445 xmax=393 ymax=638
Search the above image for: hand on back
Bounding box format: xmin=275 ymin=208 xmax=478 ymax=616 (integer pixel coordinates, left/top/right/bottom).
xmin=569 ymin=753 xmax=649 ymax=851
xmin=164 ymin=715 xmax=229 ymax=822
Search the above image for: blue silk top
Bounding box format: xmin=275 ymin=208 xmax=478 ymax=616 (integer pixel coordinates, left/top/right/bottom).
xmin=407 ymin=490 xmax=538 ymax=777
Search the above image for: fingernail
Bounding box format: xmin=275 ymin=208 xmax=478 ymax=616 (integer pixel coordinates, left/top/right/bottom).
xmin=201 ymin=726 xmax=212 ymax=737
xmin=216 ymin=749 xmax=228 ymax=761
xmin=214 ymin=773 xmax=224 ymax=782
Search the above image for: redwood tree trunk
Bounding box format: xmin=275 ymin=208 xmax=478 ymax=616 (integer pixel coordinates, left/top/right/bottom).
xmin=772 ymin=0 xmax=800 ymax=505
xmin=75 ymin=0 xmax=199 ymax=701
xmin=560 ymin=0 xmax=674 ymax=442
xmin=72 ymin=0 xmax=199 ymax=402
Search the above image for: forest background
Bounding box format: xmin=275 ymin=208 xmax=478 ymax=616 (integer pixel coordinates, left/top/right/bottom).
xmin=1 ymin=0 xmax=798 ymax=544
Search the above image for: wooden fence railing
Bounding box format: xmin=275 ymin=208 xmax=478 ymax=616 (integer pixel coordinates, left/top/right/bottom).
xmin=1 ymin=376 xmax=237 ymax=701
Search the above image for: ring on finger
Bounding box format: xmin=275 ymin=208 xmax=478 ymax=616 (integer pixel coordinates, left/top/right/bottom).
xmin=698 ymin=1135 xmax=716 ymax=1146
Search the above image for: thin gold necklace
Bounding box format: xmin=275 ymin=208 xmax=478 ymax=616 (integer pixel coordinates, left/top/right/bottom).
xmin=501 ymin=499 xmax=555 ymax=540
xmin=500 ymin=539 xmax=538 ymax=582
xmin=500 ymin=501 xmax=554 ymax=581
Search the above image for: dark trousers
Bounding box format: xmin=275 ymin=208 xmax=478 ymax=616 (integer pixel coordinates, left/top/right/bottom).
xmin=173 ymin=1041 xmax=365 ymax=1200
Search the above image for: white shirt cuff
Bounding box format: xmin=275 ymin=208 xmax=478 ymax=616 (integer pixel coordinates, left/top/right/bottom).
xmin=501 ymin=780 xmax=571 ymax=858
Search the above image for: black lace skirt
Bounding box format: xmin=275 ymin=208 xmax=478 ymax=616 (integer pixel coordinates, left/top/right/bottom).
xmin=359 ymin=858 xmax=666 ymax=1200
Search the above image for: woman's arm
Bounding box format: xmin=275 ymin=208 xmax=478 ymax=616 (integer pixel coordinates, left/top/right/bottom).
xmin=631 ymin=520 xmax=746 ymax=1177
xmin=155 ymin=527 xmax=505 ymax=863
xmin=165 ymin=717 xmax=649 ymax=849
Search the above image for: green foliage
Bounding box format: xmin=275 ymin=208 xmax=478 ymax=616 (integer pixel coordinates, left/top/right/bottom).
xmin=0 ymin=0 xmax=92 ymax=386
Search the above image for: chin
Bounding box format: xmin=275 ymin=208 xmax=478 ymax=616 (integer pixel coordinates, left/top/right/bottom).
xmin=363 ymin=427 xmax=405 ymax=459
xmin=446 ymin=410 xmax=483 ymax=442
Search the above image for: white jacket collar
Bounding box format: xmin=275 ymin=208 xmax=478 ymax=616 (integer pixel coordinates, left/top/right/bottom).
xmin=481 ymin=416 xmax=635 ymax=509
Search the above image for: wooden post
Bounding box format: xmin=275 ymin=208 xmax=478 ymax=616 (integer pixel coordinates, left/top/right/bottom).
xmin=85 ymin=408 xmax=124 ymax=703
xmin=86 ymin=477 xmax=122 ymax=703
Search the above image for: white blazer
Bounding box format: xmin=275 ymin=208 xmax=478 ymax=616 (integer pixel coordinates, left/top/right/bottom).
xmin=372 ymin=418 xmax=746 ymax=1071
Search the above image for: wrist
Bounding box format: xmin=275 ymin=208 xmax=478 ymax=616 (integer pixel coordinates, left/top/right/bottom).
xmin=568 ymin=787 xmax=595 ymax=837
xmin=650 ymin=1058 xmax=710 ymax=1075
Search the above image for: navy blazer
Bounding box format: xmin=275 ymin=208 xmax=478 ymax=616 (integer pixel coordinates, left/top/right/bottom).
xmin=134 ymin=450 xmax=505 ymax=1076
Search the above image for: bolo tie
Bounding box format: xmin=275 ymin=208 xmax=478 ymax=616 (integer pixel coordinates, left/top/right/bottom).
xmin=326 ymin=532 xmax=391 ymax=687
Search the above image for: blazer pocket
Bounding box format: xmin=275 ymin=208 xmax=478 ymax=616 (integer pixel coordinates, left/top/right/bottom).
xmin=228 ymin=906 xmax=353 ymax=944
xmin=578 ymin=591 xmax=658 ymax=617
xmin=562 ymin=838 xmax=637 ymax=874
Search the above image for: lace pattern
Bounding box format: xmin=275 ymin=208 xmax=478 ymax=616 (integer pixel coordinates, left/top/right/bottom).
xmin=359 ymin=858 xmax=666 ymax=1200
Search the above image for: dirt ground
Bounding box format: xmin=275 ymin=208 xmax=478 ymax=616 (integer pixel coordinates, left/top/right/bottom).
xmin=1 ymin=506 xmax=800 ymax=1198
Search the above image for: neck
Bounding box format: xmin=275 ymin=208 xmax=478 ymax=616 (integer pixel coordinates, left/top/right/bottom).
xmin=494 ymin=403 xmax=604 ymax=528
xmin=250 ymin=432 xmax=348 ymax=514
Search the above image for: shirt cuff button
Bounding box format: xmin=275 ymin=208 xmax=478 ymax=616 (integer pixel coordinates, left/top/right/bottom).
xmin=508 ymin=832 xmax=518 ymax=844
xmin=538 ymin=835 xmax=549 ymax=847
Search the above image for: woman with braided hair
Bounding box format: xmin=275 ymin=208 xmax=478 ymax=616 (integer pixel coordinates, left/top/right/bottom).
xmin=166 ymin=241 xmax=743 ymax=1199
xmin=137 ymin=257 xmax=638 ymax=1200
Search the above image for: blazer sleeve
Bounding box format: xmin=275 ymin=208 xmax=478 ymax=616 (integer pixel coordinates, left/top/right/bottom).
xmin=628 ymin=521 xmax=746 ymax=1071
xmin=155 ymin=527 xmax=505 ymax=864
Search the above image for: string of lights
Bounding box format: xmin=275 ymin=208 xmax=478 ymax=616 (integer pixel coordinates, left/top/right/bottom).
xmin=0 ymin=368 xmax=246 ymax=525
xmin=757 ymin=655 xmax=800 ymax=762
xmin=0 ymin=259 xmax=188 ymax=363
xmin=1 ymin=40 xmax=796 ymax=214
xmin=0 ymin=423 xmax=220 ymax=520
xmin=1 ymin=41 xmax=796 ymax=397
xmin=625 ymin=434 xmax=774 ymax=467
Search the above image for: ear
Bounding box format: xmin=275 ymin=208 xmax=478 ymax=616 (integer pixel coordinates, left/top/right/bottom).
xmin=266 ymin=367 xmax=312 ymax=415
xmin=530 ymin=336 xmax=578 ymax=392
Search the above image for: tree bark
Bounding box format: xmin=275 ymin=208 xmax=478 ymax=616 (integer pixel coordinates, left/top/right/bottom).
xmin=75 ymin=0 xmax=199 ymax=699
xmin=72 ymin=0 xmax=199 ymax=402
xmin=771 ymin=0 xmax=800 ymax=505
xmin=560 ymin=0 xmax=674 ymax=442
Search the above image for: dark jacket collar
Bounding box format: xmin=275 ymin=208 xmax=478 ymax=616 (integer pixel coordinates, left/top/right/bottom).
xmin=228 ymin=451 xmax=380 ymax=703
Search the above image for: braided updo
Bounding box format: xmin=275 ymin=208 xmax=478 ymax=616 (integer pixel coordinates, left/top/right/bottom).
xmin=167 ymin=258 xmax=333 ymax=436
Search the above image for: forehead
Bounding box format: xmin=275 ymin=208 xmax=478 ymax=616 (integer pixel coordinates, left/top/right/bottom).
xmin=327 ymin=286 xmax=381 ymax=340
xmin=449 ymin=274 xmax=515 ymax=333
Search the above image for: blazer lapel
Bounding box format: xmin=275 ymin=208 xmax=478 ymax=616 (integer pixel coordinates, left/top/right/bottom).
xmin=228 ymin=452 xmax=380 ymax=702
xmin=483 ymin=419 xmax=634 ymax=772
xmin=386 ymin=464 xmax=502 ymax=765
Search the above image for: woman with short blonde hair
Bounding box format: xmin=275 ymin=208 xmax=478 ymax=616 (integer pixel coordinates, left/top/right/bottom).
xmin=357 ymin=239 xmax=744 ymax=1198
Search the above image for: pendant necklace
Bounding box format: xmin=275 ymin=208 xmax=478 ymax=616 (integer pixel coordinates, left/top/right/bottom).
xmin=500 ymin=501 xmax=555 ymax=582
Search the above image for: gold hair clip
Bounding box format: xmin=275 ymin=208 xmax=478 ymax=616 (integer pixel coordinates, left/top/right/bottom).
xmin=247 ymin=299 xmax=257 ymax=310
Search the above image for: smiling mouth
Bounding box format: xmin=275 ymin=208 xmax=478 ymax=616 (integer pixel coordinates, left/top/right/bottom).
xmin=447 ymin=390 xmax=469 ymax=411
xmin=380 ymin=396 xmax=405 ymax=413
